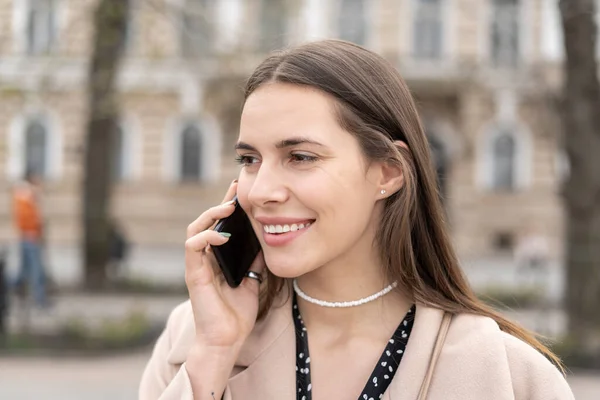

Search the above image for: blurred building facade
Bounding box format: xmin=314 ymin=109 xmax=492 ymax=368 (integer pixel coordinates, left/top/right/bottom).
xmin=0 ymin=0 xmax=573 ymax=266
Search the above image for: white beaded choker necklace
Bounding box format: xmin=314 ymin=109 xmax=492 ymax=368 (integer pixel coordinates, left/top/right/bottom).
xmin=292 ymin=279 xmax=398 ymax=308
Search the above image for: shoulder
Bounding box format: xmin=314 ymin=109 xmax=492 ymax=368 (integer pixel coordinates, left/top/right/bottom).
xmin=166 ymin=299 xmax=193 ymax=329
xmin=500 ymin=330 xmax=574 ymax=399
xmin=160 ymin=300 xmax=195 ymax=364
xmin=442 ymin=312 xmax=573 ymax=399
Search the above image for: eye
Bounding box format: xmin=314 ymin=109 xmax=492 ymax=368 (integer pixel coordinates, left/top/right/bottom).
xmin=235 ymin=154 xmax=260 ymax=166
xmin=290 ymin=153 xmax=318 ymax=163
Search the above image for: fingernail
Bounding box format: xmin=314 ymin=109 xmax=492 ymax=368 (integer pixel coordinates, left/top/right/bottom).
xmin=219 ymin=232 xmax=232 ymax=238
xmin=223 ymin=200 xmax=235 ymax=206
xmin=231 ymin=179 xmax=238 ymax=184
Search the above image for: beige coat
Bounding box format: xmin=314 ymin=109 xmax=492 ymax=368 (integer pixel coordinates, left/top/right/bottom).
xmin=139 ymin=290 xmax=574 ymax=400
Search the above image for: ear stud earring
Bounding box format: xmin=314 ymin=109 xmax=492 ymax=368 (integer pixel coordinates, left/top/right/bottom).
xmin=380 ymin=189 xmax=387 ymax=195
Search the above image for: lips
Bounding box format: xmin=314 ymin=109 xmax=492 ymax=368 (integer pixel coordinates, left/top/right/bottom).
xmin=254 ymin=217 xmax=316 ymax=246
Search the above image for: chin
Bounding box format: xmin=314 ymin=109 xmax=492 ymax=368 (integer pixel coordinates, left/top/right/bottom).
xmin=263 ymin=253 xmax=315 ymax=279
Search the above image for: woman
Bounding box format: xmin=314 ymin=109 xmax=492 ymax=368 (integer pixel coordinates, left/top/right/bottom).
xmin=140 ymin=40 xmax=573 ymax=400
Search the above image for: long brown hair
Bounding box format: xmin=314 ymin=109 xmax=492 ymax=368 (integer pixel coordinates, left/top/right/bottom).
xmin=244 ymin=39 xmax=563 ymax=370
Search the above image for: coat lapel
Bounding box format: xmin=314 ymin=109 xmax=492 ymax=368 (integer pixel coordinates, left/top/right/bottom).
xmin=224 ymin=289 xmax=296 ymax=400
xmin=382 ymin=304 xmax=445 ymax=400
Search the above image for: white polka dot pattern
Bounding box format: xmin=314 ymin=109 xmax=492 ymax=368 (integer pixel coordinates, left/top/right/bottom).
xmin=293 ymin=294 xmax=415 ymax=400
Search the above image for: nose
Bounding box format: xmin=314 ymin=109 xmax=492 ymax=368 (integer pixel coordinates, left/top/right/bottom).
xmin=247 ymin=161 xmax=289 ymax=207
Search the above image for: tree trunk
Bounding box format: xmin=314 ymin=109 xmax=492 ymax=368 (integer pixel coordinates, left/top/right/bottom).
xmin=83 ymin=0 xmax=129 ymax=290
xmin=559 ymin=0 xmax=600 ymax=354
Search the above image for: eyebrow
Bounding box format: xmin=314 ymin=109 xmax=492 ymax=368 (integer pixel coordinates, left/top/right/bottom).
xmin=235 ymin=136 xmax=326 ymax=151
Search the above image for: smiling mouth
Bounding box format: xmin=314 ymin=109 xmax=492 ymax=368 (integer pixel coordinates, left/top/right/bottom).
xmin=262 ymin=220 xmax=315 ymax=234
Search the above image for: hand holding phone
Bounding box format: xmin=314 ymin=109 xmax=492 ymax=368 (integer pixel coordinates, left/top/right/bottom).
xmin=212 ymin=195 xmax=262 ymax=288
xmin=182 ymin=183 xmax=266 ymax=397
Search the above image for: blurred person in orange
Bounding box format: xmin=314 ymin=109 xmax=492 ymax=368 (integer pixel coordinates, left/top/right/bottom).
xmin=11 ymin=169 xmax=50 ymax=309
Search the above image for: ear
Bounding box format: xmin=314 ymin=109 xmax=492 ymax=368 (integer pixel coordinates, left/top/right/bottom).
xmin=374 ymin=140 xmax=408 ymax=198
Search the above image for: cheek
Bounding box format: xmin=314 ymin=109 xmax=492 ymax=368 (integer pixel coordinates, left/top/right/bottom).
xmin=235 ymin=177 xmax=254 ymax=212
xmin=303 ymin=164 xmax=373 ymax=200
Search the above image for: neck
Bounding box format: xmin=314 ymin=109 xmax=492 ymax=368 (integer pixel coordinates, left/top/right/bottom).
xmin=294 ymin=209 xmax=412 ymax=339
xmin=294 ymin=248 xmax=411 ymax=339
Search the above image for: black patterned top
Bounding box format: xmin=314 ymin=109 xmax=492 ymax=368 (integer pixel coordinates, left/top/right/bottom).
xmin=293 ymin=294 xmax=416 ymax=400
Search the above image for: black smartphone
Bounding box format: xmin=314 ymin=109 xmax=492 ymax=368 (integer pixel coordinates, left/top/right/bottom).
xmin=212 ymin=196 xmax=262 ymax=288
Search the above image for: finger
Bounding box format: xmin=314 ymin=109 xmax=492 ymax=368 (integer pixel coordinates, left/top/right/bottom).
xmin=238 ymin=251 xmax=266 ymax=294
xmin=185 ymin=230 xmax=230 ymax=253
xmin=248 ymin=250 xmax=266 ymax=274
xmin=221 ymin=180 xmax=238 ymax=204
xmin=184 ymin=252 xmax=228 ymax=326
xmin=184 ymin=234 xmax=230 ymax=308
xmin=187 ymin=202 xmax=236 ymax=239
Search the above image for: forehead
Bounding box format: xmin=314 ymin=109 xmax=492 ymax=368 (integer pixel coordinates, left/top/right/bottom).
xmin=239 ymin=83 xmax=346 ymax=143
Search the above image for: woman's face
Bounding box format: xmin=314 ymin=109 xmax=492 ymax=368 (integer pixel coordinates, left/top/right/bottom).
xmin=236 ymin=83 xmax=385 ymax=278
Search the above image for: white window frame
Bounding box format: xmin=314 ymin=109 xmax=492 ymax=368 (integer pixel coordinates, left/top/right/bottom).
xmin=477 ymin=121 xmax=532 ymax=191
xmin=113 ymin=115 xmax=142 ymax=182
xmin=479 ymin=0 xmax=533 ymax=67
xmin=214 ymin=0 xmax=243 ymax=51
xmin=409 ymin=0 xmax=454 ymax=60
xmin=163 ymin=116 xmax=222 ymax=183
xmin=541 ymin=0 xmax=564 ymax=62
xmin=332 ymin=0 xmax=378 ymax=49
xmin=12 ymin=0 xmax=66 ymax=55
xmin=7 ymin=111 xmax=63 ymax=181
xmin=554 ymin=149 xmax=570 ymax=184
xmin=300 ymin=0 xmax=329 ymax=41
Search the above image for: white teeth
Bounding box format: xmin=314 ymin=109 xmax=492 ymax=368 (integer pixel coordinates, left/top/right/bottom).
xmin=264 ymin=222 xmax=312 ymax=234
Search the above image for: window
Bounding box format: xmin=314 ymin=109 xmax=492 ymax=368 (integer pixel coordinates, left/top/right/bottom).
xmin=26 ymin=0 xmax=56 ymax=55
xmin=259 ymin=0 xmax=287 ymax=51
xmin=24 ymin=119 xmax=48 ymax=177
xmin=492 ymin=132 xmax=516 ymax=190
xmin=180 ymin=124 xmax=202 ymax=181
xmin=490 ymin=0 xmax=520 ymax=67
xmin=479 ymin=122 xmax=531 ymax=192
xmin=180 ymin=0 xmax=213 ymax=58
xmin=493 ymin=231 xmax=515 ymax=253
xmin=7 ymin=113 xmax=62 ymax=181
xmin=338 ymin=0 xmax=367 ymax=45
xmin=413 ymin=0 xmax=443 ymax=59
xmin=164 ymin=117 xmax=222 ymax=184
